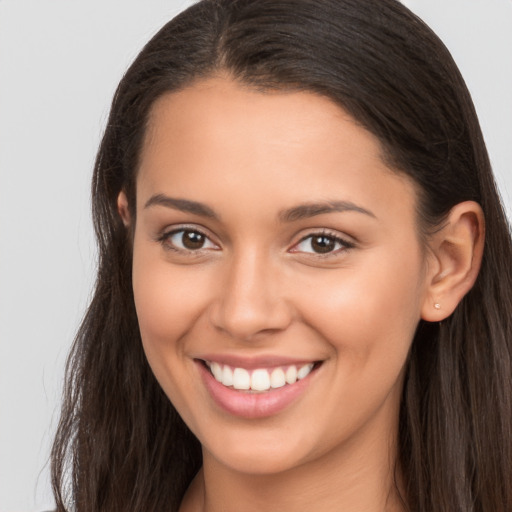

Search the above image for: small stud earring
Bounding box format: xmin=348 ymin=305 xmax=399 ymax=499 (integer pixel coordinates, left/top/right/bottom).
xmin=434 ymin=303 xmax=441 ymax=310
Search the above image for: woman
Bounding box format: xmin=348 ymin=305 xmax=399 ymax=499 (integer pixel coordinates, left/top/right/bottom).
xmin=50 ymin=0 xmax=512 ymax=510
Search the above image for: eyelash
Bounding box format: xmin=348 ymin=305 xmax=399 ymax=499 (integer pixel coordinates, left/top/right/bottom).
xmin=157 ymin=227 xmax=355 ymax=257
xmin=291 ymin=230 xmax=355 ymax=257
xmin=158 ymin=226 xmax=219 ymax=254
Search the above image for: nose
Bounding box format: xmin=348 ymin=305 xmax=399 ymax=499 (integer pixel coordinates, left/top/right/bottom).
xmin=209 ymin=249 xmax=293 ymax=341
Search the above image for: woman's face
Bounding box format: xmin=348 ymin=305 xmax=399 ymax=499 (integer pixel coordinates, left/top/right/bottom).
xmin=130 ymin=77 xmax=430 ymax=475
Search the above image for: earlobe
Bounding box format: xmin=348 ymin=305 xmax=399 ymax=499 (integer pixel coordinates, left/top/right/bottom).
xmin=117 ymin=191 xmax=131 ymax=227
xmin=421 ymin=201 xmax=485 ymax=322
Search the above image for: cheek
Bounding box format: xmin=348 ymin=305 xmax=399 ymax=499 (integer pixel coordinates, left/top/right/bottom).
xmin=132 ymin=246 xmax=209 ymax=344
xmin=296 ymin=245 xmax=425 ymax=367
xmin=131 ymin=245 xmax=215 ymax=428
xmin=131 ymin=241 xmax=211 ymax=401
xmin=285 ymin=249 xmax=425 ymax=446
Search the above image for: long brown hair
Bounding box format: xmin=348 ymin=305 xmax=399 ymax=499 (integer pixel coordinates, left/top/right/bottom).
xmin=51 ymin=1 xmax=512 ymax=510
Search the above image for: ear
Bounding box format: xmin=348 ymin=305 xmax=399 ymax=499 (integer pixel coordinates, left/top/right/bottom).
xmin=421 ymin=201 xmax=485 ymax=322
xmin=117 ymin=190 xmax=131 ymax=227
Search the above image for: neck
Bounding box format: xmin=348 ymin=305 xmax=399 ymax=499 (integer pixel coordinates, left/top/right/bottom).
xmin=181 ymin=415 xmax=405 ymax=512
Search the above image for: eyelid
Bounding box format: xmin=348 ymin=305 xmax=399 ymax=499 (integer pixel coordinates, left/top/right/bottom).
xmin=157 ymin=224 xmax=221 ymax=252
xmin=289 ymin=229 xmax=355 ymax=255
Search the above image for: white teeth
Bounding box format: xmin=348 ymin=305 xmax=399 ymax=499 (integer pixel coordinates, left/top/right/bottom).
xmin=233 ymin=368 xmax=251 ymax=390
xmin=251 ymin=369 xmax=271 ymax=391
xmin=222 ymin=365 xmax=233 ymax=386
xmin=270 ymin=368 xmax=286 ymax=388
xmin=207 ymin=361 xmax=316 ymax=391
xmin=297 ymin=363 xmax=314 ymax=380
xmin=285 ymin=365 xmax=298 ymax=385
xmin=211 ymin=361 xmax=223 ymax=382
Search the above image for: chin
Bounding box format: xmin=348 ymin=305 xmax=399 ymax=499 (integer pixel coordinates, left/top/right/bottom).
xmin=200 ymin=423 xmax=319 ymax=476
xmin=209 ymin=447 xmax=304 ymax=476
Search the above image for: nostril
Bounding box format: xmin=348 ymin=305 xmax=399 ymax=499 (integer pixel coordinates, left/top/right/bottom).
xmin=208 ymin=296 xmax=294 ymax=341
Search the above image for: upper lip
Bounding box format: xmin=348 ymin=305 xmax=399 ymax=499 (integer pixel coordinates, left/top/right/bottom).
xmin=195 ymin=354 xmax=321 ymax=370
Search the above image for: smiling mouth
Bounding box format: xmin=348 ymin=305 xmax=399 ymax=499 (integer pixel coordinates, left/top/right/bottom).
xmin=201 ymin=360 xmax=321 ymax=393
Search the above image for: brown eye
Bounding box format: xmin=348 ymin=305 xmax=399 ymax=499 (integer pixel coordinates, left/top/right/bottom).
xmin=182 ymin=230 xmax=206 ymax=249
xmin=311 ymin=235 xmax=336 ymax=253
xmin=292 ymin=232 xmax=353 ymax=255
xmin=165 ymin=229 xmax=218 ymax=252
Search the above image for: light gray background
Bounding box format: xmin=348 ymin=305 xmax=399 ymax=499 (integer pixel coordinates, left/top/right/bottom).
xmin=0 ymin=1 xmax=510 ymax=510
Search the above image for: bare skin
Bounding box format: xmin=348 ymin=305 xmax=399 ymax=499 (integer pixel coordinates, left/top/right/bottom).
xmin=118 ymin=77 xmax=484 ymax=512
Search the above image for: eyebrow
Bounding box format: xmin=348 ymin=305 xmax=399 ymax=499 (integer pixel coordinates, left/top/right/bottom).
xmin=279 ymin=201 xmax=376 ymax=222
xmin=144 ymin=194 xmax=219 ymax=219
xmin=144 ymin=194 xmax=375 ymax=223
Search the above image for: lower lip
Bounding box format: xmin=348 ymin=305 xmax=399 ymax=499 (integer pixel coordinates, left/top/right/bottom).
xmin=197 ymin=361 xmax=317 ymax=419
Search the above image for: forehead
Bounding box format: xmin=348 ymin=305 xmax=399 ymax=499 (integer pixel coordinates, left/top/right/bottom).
xmin=142 ymin=77 xmax=384 ymax=167
xmin=137 ymin=77 xmax=418 ymax=228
